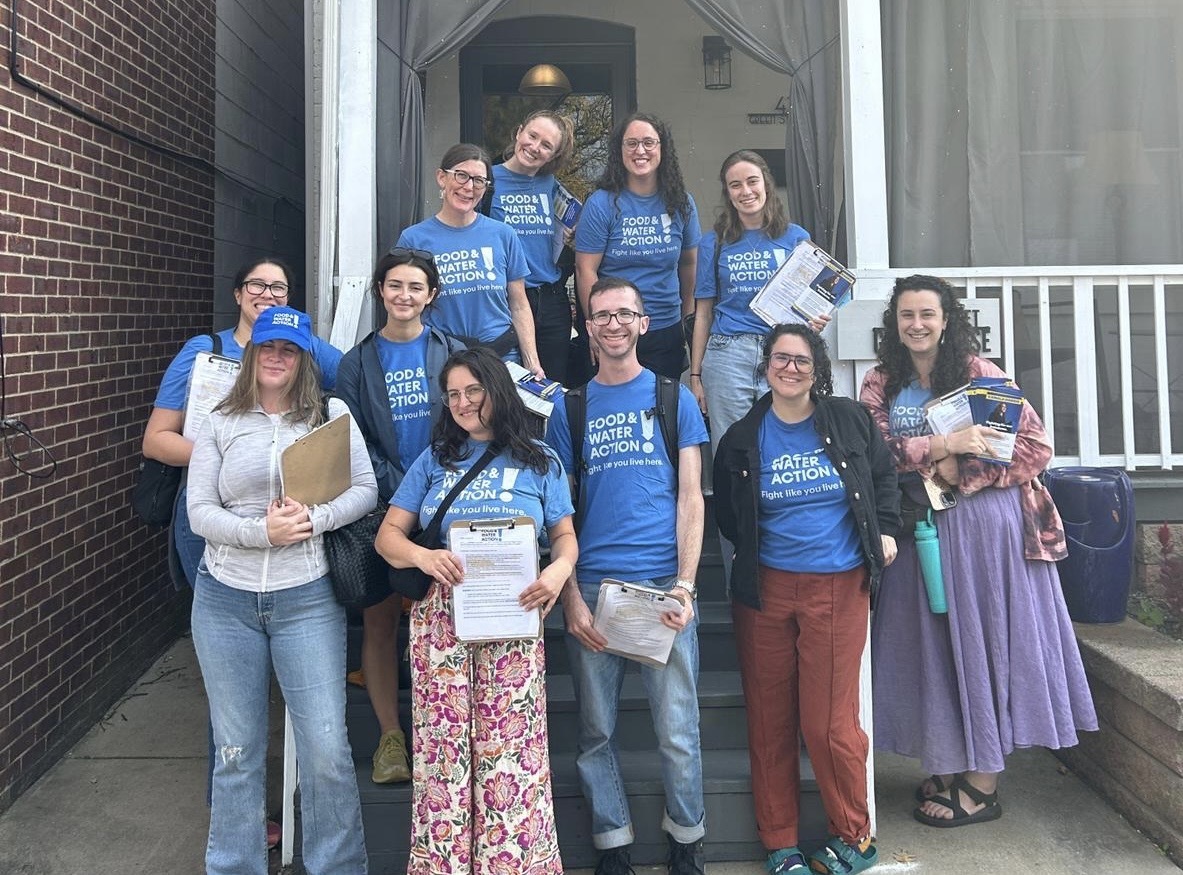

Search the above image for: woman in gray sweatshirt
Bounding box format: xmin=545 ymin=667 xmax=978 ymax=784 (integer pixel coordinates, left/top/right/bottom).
xmin=188 ymin=306 xmax=377 ymax=875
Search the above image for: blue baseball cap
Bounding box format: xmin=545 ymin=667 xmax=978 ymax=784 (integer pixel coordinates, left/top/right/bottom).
xmin=252 ymin=306 xmax=313 ymax=351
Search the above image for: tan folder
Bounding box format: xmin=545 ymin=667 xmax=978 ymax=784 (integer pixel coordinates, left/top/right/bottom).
xmin=280 ymin=412 xmax=351 ymax=505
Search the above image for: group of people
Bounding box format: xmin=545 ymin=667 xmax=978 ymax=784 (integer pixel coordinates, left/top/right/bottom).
xmin=142 ymin=108 xmax=1098 ymax=875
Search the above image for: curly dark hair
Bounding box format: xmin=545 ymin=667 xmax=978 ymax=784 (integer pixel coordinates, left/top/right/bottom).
xmin=875 ymin=274 xmax=980 ymax=399
xmin=758 ymin=323 xmax=834 ymax=399
xmin=432 ymin=347 xmax=553 ymax=476
xmin=595 ymin=112 xmax=691 ymax=222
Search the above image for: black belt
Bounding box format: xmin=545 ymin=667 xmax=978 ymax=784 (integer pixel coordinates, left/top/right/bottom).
xmin=526 ymin=280 xmax=565 ymax=294
xmin=456 ymin=325 xmax=518 ymax=357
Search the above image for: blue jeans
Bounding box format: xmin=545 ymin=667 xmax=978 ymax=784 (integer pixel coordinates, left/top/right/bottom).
xmin=192 ymin=571 xmax=366 ymax=875
xmin=566 ymin=576 xmax=705 ymax=850
xmin=174 ymin=485 xmax=206 ymax=588
xmin=701 ymin=333 xmax=768 ymax=583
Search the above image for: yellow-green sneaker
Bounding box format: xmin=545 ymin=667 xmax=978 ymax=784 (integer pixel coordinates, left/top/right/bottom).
xmin=371 ymin=728 xmax=410 ymax=784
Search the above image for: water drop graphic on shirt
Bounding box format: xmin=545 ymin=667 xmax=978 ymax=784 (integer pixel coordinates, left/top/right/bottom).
xmin=500 ymin=466 xmax=519 ymax=502
xmin=481 ymin=246 xmax=496 ymax=281
xmin=640 ymin=407 xmax=656 ymax=454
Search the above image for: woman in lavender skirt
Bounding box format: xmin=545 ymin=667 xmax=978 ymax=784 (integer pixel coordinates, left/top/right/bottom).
xmin=860 ymin=274 xmax=1097 ymax=828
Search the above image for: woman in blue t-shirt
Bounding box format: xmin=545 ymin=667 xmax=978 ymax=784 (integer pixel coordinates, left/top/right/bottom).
xmin=395 ymin=143 xmax=543 ymax=378
xmin=334 ymin=249 xmax=464 ymax=788
xmin=574 ymin=112 xmax=701 ymax=380
xmin=488 ymin=110 xmax=576 ymax=384
xmin=713 ymin=325 xmax=899 ymax=875
xmin=375 ymin=347 xmax=576 ymax=874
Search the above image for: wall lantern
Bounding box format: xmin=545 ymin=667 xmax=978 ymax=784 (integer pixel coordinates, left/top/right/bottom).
xmin=702 ymin=35 xmax=732 ymax=90
xmin=519 ymin=64 xmax=572 ymax=97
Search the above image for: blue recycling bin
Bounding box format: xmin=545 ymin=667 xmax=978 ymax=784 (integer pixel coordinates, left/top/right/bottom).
xmin=1044 ymin=467 xmax=1135 ymax=624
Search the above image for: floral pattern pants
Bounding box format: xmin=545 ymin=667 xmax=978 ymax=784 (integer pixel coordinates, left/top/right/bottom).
xmin=406 ymin=583 xmax=563 ymax=874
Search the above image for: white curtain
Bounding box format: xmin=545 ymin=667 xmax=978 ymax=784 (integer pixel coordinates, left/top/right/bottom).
xmin=885 ymin=0 xmax=1182 ymax=267
xmin=683 ymin=0 xmax=842 ymax=252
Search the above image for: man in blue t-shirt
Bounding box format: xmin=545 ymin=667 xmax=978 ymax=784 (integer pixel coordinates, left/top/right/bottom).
xmin=545 ymin=277 xmax=709 ymax=875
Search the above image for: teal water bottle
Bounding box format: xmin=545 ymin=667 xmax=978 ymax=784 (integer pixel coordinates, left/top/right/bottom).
xmin=914 ymin=510 xmax=947 ymax=614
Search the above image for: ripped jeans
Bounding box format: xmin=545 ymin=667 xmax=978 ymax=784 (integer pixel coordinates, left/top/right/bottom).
xmin=192 ymin=571 xmax=366 ymax=875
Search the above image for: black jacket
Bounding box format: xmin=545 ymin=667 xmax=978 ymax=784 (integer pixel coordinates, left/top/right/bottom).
xmin=713 ymin=392 xmax=901 ymax=610
xmin=334 ymin=328 xmax=465 ymax=503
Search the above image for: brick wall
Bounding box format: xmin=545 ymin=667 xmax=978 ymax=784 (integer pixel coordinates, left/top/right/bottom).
xmin=0 ymin=0 xmax=215 ymax=810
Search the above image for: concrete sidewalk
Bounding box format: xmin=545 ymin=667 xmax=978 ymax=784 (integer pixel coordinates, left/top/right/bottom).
xmin=0 ymin=635 xmax=1176 ymax=874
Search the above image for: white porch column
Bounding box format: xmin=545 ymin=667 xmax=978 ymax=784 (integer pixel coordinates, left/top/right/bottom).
xmin=329 ymin=0 xmax=377 ymax=349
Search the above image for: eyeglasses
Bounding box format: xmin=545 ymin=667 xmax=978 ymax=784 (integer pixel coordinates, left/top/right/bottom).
xmin=589 ymin=309 xmax=643 ymax=326
xmin=390 ymin=247 xmax=436 ymax=264
xmin=445 ymin=385 xmax=487 ymax=406
xmin=441 ymin=168 xmax=492 ymax=190
xmin=622 ymin=137 xmax=661 ymax=152
xmin=768 ymin=353 xmax=815 ymax=373
xmin=241 ymin=279 xmax=289 ymax=298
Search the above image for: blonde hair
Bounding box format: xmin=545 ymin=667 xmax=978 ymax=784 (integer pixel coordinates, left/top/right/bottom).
xmin=216 ymin=343 xmax=326 ymax=427
xmin=503 ymin=110 xmax=576 ymax=177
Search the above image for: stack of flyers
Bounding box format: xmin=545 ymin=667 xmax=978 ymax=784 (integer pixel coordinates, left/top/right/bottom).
xmin=552 ymin=181 xmax=582 ymax=262
xmin=748 ymin=241 xmax=855 ymax=328
xmin=925 ymin=376 xmax=1023 ymax=465
xmin=505 ymin=361 xmax=565 ymax=419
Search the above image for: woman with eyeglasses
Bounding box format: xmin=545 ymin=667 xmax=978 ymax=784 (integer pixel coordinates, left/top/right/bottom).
xmin=574 ymin=112 xmax=701 ymax=381
xmin=713 ymin=324 xmax=899 ymax=875
xmin=334 ymin=249 xmax=465 ymax=787
xmin=188 ymin=306 xmax=375 ymax=875
xmin=486 ymin=110 xmax=577 ymax=384
xmin=375 ymin=347 xmax=577 ymax=874
xmin=141 ymin=257 xmax=343 ymax=844
xmin=394 ymin=143 xmax=544 ymax=378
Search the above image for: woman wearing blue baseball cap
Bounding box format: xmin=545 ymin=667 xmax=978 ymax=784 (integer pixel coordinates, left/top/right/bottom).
xmin=188 ymin=306 xmax=376 ymax=875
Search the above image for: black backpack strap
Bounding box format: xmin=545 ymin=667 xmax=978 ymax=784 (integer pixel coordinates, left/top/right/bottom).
xmin=564 ymin=384 xmax=587 ymax=532
xmin=655 ymin=374 xmax=680 ymax=476
xmin=209 ymin=332 xmax=222 ymax=355
xmin=477 ymin=187 xmax=494 ymax=217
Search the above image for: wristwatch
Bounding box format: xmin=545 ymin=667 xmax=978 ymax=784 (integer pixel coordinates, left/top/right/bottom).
xmin=673 ymin=577 xmax=698 ymax=601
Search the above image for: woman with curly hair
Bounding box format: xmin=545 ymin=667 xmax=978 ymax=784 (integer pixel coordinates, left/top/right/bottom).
xmin=714 ymin=324 xmax=898 ymax=875
xmin=860 ymin=275 xmax=1096 ymax=829
xmin=574 ymin=112 xmax=701 ymax=380
xmin=375 ymin=346 xmax=577 ymax=874
xmin=487 ymin=109 xmax=577 ymax=384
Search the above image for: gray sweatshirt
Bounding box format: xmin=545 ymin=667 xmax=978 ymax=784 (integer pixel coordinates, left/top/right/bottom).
xmin=188 ymin=396 xmax=378 ymax=592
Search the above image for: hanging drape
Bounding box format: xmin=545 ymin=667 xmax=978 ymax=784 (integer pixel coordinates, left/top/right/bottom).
xmin=682 ymin=0 xmax=842 ymax=253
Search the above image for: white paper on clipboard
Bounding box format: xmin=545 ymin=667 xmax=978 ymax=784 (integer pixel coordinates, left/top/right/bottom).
xmin=592 ymin=579 xmax=680 ymax=668
xmin=183 ymin=352 xmax=241 ymax=441
xmin=448 ymin=517 xmax=542 ymax=642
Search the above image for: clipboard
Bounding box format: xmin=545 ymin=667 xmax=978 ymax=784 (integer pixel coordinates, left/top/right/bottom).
xmin=182 ymin=352 xmax=241 ymax=441
xmin=592 ymin=579 xmax=680 ymax=668
xmin=447 ymin=517 xmax=542 ymax=642
xmin=280 ymin=412 xmax=351 ymax=505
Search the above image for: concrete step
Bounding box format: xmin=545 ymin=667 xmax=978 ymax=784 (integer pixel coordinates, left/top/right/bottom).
xmin=301 ymin=748 xmax=821 ymax=872
xmin=346 ymin=669 xmax=751 ymax=758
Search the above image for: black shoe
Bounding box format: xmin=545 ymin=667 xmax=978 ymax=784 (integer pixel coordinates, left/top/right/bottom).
xmin=595 ymin=846 xmax=636 ymax=875
xmin=667 ymin=834 xmax=706 ymax=875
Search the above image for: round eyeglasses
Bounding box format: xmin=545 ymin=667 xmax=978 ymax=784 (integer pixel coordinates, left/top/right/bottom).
xmin=445 ymin=385 xmax=487 ymax=406
xmin=767 ymin=353 xmax=814 ymax=373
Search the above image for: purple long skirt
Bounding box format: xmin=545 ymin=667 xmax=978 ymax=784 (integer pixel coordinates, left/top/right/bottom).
xmin=871 ymin=484 xmax=1098 ymax=775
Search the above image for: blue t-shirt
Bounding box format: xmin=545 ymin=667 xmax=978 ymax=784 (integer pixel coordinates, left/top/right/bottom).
xmin=757 ymin=410 xmax=862 ymax=573
xmin=375 ymin=328 xmax=433 ymax=474
xmin=544 ymin=369 xmax=708 ymax=584
xmin=575 ymin=189 xmax=702 ymax=330
xmin=392 ymin=440 xmax=573 ymax=546
xmin=890 ymin=380 xmax=934 ymax=438
xmin=152 ymin=327 xmax=342 ymax=410
xmin=395 ymin=215 xmax=529 ymax=343
xmin=490 ymin=165 xmax=560 ymax=286
xmin=695 ymin=225 xmax=810 ymax=336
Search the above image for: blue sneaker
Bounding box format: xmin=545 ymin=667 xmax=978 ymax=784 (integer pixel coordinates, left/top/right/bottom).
xmin=808 ymin=837 xmax=878 ymax=874
xmin=767 ymin=847 xmax=809 ymax=874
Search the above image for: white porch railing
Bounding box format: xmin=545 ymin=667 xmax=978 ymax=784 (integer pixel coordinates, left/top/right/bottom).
xmin=854 ymin=267 xmax=1183 ymax=472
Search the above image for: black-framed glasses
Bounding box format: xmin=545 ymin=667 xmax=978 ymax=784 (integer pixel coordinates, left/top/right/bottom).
xmin=390 ymin=247 xmax=436 ymax=265
xmin=589 ymin=309 xmax=643 ymax=326
xmin=622 ymin=137 xmax=661 ymax=152
xmin=445 ymin=385 xmax=487 ymax=406
xmin=241 ymin=279 xmax=290 ymax=298
xmin=767 ymin=353 xmax=815 ymax=373
xmin=441 ymin=168 xmax=492 ymax=190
